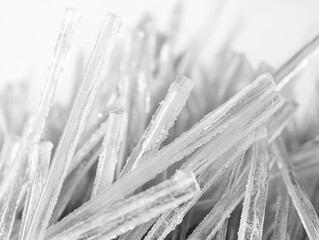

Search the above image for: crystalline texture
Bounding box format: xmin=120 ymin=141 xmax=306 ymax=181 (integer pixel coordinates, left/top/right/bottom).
xmin=121 ymin=75 xmax=194 ymax=176
xmin=270 ymin=194 xmax=289 ymax=240
xmin=46 ymin=74 xmax=284 ymax=238
xmin=271 ymin=137 xmax=319 ymax=240
xmin=19 ymin=142 xmax=53 ymax=240
xmin=0 ymin=8 xmax=80 ymax=202
xmin=237 ymin=140 xmax=270 ymax=240
xmin=275 ymin=34 xmax=319 ymax=90
xmin=145 ymin=128 xmax=267 ymax=240
xmin=91 ymin=109 xmax=127 ymax=198
xmin=50 ymin=171 xmax=200 ymax=240
xmin=26 ymin=13 xmax=121 ymax=240
xmin=50 ymin=118 xmax=108 ymax=223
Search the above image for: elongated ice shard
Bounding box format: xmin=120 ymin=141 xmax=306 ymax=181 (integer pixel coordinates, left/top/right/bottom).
xmin=46 ymin=74 xmax=283 ymax=237
xmin=216 ymin=154 xmax=245 ymax=240
xmin=27 ymin=13 xmax=121 ymax=240
xmin=118 ymin=220 xmax=156 ymax=240
xmin=186 ymin=154 xmax=250 ymax=240
xmin=146 ymin=128 xmax=267 ymax=240
xmin=91 ymin=110 xmax=127 ymax=198
xmin=275 ymin=34 xmax=319 ymax=90
xmin=121 ymin=75 xmax=194 ymax=176
xmin=0 ymin=165 xmax=25 ymax=240
xmin=237 ymin=140 xmax=270 ymax=240
xmin=271 ymin=137 xmax=319 ymax=240
xmin=267 ymin=101 xmax=297 ymax=143
xmin=19 ymin=142 xmax=53 ymax=240
xmin=23 ymin=8 xmax=81 ymax=142
xmin=270 ymin=194 xmax=289 ymax=240
xmin=50 ymin=171 xmax=200 ymax=240
xmin=68 ymin=116 xmax=109 ymax=174
xmin=51 ymin=147 xmax=101 ymax=223
xmin=50 ymin=118 xmax=109 ymax=223
xmin=0 ymin=8 xmax=80 ymax=202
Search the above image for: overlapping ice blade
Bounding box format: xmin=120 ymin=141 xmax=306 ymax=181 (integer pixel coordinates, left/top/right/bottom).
xmin=186 ymin=153 xmax=251 ymax=240
xmin=121 ymin=75 xmax=194 ymax=176
xmin=68 ymin=116 xmax=109 ymax=174
xmin=51 ymin=118 xmax=108 ymax=223
xmin=237 ymin=140 xmax=270 ymax=240
xmin=50 ymin=171 xmax=200 ymax=240
xmin=46 ymin=73 xmax=284 ymax=237
xmin=267 ymin=101 xmax=297 ymax=143
xmin=270 ymin=194 xmax=289 ymax=240
xmin=145 ymin=128 xmax=267 ymax=240
xmin=0 ymin=8 xmax=80 ymax=202
xmin=275 ymin=34 xmax=319 ymax=90
xmin=19 ymin=142 xmax=53 ymax=240
xmin=118 ymin=220 xmax=156 ymax=240
xmin=271 ymin=137 xmax=319 ymax=240
xmin=91 ymin=110 xmax=127 ymax=198
xmin=27 ymin=13 xmax=121 ymax=240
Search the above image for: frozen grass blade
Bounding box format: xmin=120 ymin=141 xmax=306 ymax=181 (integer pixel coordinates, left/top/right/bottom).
xmin=275 ymin=34 xmax=319 ymax=90
xmin=270 ymin=194 xmax=289 ymax=240
xmin=91 ymin=109 xmax=127 ymax=198
xmin=46 ymin=74 xmax=283 ymax=238
xmin=26 ymin=13 xmax=121 ymax=240
xmin=271 ymin=137 xmax=319 ymax=240
xmin=146 ymin=128 xmax=267 ymax=240
xmin=121 ymin=75 xmax=194 ymax=176
xmin=50 ymin=171 xmax=200 ymax=240
xmin=237 ymin=140 xmax=270 ymax=240
xmin=19 ymin=142 xmax=53 ymax=240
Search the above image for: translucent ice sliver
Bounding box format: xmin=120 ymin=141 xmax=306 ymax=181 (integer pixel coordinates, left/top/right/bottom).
xmin=19 ymin=142 xmax=53 ymax=240
xmin=26 ymin=12 xmax=121 ymax=240
xmin=91 ymin=110 xmax=127 ymax=197
xmin=270 ymin=194 xmax=289 ymax=240
xmin=145 ymin=128 xmax=267 ymax=240
xmin=46 ymin=73 xmax=284 ymax=238
xmin=275 ymin=34 xmax=319 ymax=90
xmin=121 ymin=75 xmax=194 ymax=176
xmin=0 ymin=8 xmax=80 ymax=203
xmin=50 ymin=171 xmax=200 ymax=240
xmin=237 ymin=140 xmax=270 ymax=240
xmin=271 ymin=137 xmax=319 ymax=240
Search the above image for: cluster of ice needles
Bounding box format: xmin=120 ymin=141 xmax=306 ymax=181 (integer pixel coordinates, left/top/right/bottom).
xmin=2 ymin=5 xmax=319 ymax=240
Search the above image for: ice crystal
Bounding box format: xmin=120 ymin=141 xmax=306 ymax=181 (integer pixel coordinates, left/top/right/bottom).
xmin=2 ymin=2 xmax=319 ymax=240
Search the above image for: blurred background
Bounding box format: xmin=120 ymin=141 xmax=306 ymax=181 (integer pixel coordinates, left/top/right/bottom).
xmin=1 ymin=0 xmax=319 ymax=105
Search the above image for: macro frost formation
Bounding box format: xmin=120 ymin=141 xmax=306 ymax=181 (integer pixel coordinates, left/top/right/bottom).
xmin=1 ymin=4 xmax=319 ymax=240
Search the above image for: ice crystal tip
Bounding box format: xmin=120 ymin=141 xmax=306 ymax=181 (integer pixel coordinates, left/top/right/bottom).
xmin=1 ymin=3 xmax=319 ymax=240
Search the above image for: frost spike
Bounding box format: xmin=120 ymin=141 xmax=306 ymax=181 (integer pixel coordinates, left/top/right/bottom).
xmin=0 ymin=8 xmax=80 ymax=202
xmin=19 ymin=142 xmax=53 ymax=240
xmin=275 ymin=34 xmax=319 ymax=90
xmin=121 ymin=75 xmax=194 ymax=176
xmin=50 ymin=171 xmax=200 ymax=240
xmin=91 ymin=110 xmax=127 ymax=198
xmin=146 ymin=128 xmax=267 ymax=240
xmin=27 ymin=12 xmax=121 ymax=240
xmin=237 ymin=140 xmax=270 ymax=240
xmin=270 ymin=194 xmax=289 ymax=240
xmin=271 ymin=137 xmax=319 ymax=240
xmin=46 ymin=74 xmax=284 ymax=237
